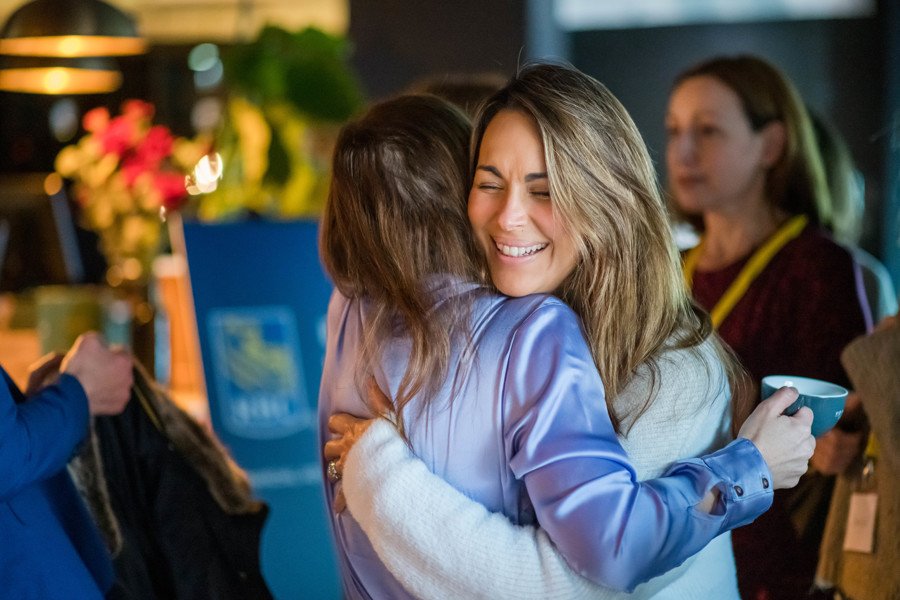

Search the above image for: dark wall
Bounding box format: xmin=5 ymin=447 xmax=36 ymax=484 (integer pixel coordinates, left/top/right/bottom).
xmin=348 ymin=0 xmax=525 ymax=100
xmin=0 ymin=47 xmax=196 ymax=174
xmin=884 ymin=2 xmax=900 ymax=290
xmin=571 ymin=17 xmax=885 ymax=253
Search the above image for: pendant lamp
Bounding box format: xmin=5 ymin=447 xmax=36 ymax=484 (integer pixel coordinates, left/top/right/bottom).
xmin=0 ymin=0 xmax=146 ymax=57
xmin=0 ymin=0 xmax=146 ymax=94
xmin=0 ymin=56 xmax=122 ymax=94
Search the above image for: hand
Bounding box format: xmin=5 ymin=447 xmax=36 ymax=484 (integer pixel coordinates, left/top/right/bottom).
xmin=810 ymin=428 xmax=865 ymax=475
xmin=323 ymin=378 xmax=396 ymax=512
xmin=738 ymin=386 xmax=816 ymax=489
xmin=25 ymin=352 xmax=64 ymax=396
xmin=325 ymin=412 xmax=378 ymax=513
xmin=875 ymin=314 xmax=897 ymax=332
xmin=60 ymin=332 xmax=133 ymax=416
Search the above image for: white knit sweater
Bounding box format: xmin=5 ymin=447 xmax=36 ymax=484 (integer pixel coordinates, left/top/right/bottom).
xmin=341 ymin=337 xmax=740 ymax=599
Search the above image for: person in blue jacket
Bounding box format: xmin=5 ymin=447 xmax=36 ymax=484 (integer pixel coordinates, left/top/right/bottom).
xmin=1 ymin=331 xmax=132 ymax=599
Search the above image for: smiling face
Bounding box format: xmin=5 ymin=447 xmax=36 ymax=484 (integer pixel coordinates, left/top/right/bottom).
xmin=467 ymin=109 xmax=579 ymax=297
xmin=665 ymin=75 xmax=776 ymax=218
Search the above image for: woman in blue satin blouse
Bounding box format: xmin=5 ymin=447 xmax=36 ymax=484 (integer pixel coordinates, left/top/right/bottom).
xmin=317 ymin=66 xmax=814 ymax=600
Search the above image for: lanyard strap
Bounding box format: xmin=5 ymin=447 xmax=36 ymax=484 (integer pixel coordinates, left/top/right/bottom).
xmin=683 ymin=214 xmax=809 ymax=329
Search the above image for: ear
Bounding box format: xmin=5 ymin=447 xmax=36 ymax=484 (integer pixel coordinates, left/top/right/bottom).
xmin=760 ymin=121 xmax=786 ymax=168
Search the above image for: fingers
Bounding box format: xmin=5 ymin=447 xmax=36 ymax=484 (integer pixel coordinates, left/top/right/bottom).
xmin=366 ymin=377 xmax=393 ymax=415
xmin=28 ymin=352 xmax=64 ymax=374
xmin=323 ymin=439 xmax=343 ymax=461
xmin=328 ymin=412 xmax=367 ymax=434
xmin=792 ymin=406 xmax=814 ymax=426
xmin=761 ymin=386 xmax=800 ymax=414
xmin=333 ymin=489 xmax=347 ymax=514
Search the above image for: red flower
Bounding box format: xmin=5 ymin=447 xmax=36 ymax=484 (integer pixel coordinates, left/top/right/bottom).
xmin=121 ymin=99 xmax=154 ymax=122
xmin=154 ymin=172 xmax=188 ymax=210
xmin=137 ymin=125 xmax=174 ymax=165
xmin=83 ymin=107 xmax=109 ymax=133
xmin=100 ymin=115 xmax=138 ymax=157
xmin=120 ymin=155 xmax=147 ymax=187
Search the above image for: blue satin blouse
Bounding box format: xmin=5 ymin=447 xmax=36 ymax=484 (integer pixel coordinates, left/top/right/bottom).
xmin=318 ymin=277 xmax=773 ymax=599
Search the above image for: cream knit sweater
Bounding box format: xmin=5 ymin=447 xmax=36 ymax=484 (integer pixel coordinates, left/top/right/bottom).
xmin=341 ymin=337 xmax=740 ymax=599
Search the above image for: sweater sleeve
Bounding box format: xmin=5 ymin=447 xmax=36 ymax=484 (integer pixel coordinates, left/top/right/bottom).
xmin=0 ymin=370 xmax=90 ymax=500
xmin=343 ymin=420 xmax=711 ymax=600
xmin=342 ymin=419 xmax=605 ymax=600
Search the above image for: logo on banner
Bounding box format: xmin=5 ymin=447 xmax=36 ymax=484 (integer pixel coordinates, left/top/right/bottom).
xmin=208 ymin=306 xmax=313 ymax=439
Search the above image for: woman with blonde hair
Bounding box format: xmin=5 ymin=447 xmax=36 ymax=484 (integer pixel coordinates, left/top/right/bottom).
xmin=319 ymin=67 xmax=813 ymax=600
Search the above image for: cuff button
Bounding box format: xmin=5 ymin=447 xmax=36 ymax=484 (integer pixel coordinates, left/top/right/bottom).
xmin=762 ymin=477 xmax=770 ymax=489
xmin=734 ymin=485 xmax=744 ymax=497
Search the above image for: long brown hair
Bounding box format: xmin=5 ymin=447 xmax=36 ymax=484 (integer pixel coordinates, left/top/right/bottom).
xmin=320 ymin=95 xmax=481 ymax=438
xmin=672 ymin=55 xmax=832 ymax=230
xmin=472 ymin=64 xmax=751 ymax=433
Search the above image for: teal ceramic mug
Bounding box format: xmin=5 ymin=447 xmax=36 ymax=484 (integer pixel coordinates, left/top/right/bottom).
xmin=761 ymin=375 xmax=848 ymax=437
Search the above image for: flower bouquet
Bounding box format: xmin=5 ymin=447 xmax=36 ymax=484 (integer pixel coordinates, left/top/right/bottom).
xmin=55 ymin=100 xmax=210 ymax=285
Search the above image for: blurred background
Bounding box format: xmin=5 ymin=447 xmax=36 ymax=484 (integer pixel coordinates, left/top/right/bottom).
xmin=0 ymin=0 xmax=896 ymax=284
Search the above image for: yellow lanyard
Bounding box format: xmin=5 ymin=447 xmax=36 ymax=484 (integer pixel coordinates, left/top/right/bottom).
xmin=864 ymin=434 xmax=879 ymax=461
xmin=683 ymin=214 xmax=808 ymax=329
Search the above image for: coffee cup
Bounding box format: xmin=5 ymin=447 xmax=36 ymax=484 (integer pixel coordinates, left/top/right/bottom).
xmin=761 ymin=375 xmax=848 ymax=437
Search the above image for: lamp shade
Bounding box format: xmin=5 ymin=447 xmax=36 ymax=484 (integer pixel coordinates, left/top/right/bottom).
xmin=0 ymin=0 xmax=146 ymax=57
xmin=0 ymin=56 xmax=122 ymax=94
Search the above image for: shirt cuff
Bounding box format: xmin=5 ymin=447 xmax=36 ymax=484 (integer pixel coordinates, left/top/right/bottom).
xmin=700 ymin=438 xmax=774 ymax=529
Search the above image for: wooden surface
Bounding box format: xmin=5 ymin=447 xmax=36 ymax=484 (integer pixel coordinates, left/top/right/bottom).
xmin=0 ymin=327 xmax=41 ymax=390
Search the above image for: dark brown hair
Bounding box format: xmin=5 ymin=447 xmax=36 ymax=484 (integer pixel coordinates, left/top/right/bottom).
xmin=320 ymin=94 xmax=481 ymax=437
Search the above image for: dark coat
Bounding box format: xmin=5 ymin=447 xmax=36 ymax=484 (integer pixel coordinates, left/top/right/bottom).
xmin=71 ymin=364 xmax=273 ymax=600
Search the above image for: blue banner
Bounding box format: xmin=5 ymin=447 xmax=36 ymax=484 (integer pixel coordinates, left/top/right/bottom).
xmin=182 ymin=220 xmax=339 ymax=599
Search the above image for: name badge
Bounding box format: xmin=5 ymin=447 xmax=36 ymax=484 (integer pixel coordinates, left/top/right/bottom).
xmin=843 ymin=492 xmax=877 ymax=553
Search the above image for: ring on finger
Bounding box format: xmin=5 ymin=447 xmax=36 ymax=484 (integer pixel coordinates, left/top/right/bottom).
xmin=327 ymin=459 xmax=342 ymax=482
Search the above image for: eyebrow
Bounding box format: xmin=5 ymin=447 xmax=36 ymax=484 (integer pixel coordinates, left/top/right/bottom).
xmin=476 ymin=165 xmax=548 ymax=182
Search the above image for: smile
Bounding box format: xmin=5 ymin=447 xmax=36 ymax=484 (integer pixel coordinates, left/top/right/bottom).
xmin=494 ymin=241 xmax=548 ymax=258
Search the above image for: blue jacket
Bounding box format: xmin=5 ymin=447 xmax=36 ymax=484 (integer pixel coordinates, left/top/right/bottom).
xmin=0 ymin=367 xmax=115 ymax=599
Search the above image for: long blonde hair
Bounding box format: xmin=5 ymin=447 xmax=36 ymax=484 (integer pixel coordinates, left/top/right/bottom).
xmin=320 ymin=95 xmax=481 ymax=438
xmin=472 ymin=64 xmax=751 ymax=432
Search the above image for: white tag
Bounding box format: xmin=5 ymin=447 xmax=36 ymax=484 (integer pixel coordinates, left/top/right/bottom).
xmin=843 ymin=492 xmax=877 ymax=553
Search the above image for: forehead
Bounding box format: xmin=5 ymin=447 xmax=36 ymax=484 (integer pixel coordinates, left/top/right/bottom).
xmin=479 ymin=109 xmax=546 ymax=162
xmin=669 ymin=75 xmax=744 ymax=118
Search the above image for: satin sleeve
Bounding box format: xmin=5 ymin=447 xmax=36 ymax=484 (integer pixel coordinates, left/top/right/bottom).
xmin=0 ymin=369 xmax=89 ymax=501
xmin=504 ymin=302 xmax=773 ymax=591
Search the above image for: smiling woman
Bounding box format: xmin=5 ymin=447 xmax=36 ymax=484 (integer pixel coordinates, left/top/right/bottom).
xmin=468 ymin=109 xmax=578 ymax=298
xmin=318 ymin=64 xmax=817 ymax=600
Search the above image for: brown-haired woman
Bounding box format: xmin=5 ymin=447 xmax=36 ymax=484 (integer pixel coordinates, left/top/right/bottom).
xmin=666 ymin=55 xmax=869 ymax=599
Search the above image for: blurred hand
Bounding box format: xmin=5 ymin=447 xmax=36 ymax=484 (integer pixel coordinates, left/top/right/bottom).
xmin=738 ymin=386 xmax=816 ymax=489
xmin=811 ymin=428 xmax=865 ymax=475
xmin=60 ymin=332 xmax=133 ymax=416
xmin=875 ymin=314 xmax=897 ymax=332
xmin=25 ymin=352 xmax=64 ymax=396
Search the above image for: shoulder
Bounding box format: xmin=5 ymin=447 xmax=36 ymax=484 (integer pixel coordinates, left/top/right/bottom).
xmin=785 ymin=225 xmax=855 ymax=269
xmin=499 ymin=294 xmax=581 ymax=332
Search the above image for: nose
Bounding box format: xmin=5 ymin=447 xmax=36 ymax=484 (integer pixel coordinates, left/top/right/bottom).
xmin=496 ymin=190 xmax=527 ymax=231
xmin=668 ymin=130 xmax=696 ymax=165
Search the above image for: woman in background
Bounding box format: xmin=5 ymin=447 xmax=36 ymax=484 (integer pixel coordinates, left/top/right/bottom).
xmin=665 ymin=55 xmax=869 ymax=599
xmin=320 ymin=65 xmax=813 ymax=599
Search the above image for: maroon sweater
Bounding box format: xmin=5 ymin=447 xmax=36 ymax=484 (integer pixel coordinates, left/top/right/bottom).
xmin=691 ymin=225 xmax=869 ymax=600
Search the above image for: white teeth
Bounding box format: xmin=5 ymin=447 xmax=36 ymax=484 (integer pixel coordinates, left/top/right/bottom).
xmin=496 ymin=242 xmax=548 ymax=257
